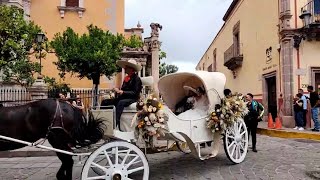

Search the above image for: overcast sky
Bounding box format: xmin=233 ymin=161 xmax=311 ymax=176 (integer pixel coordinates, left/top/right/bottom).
xmin=125 ymin=0 xmax=233 ymax=72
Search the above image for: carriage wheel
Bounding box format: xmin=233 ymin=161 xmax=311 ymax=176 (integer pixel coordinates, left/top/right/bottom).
xmin=81 ymin=141 xmax=149 ymax=180
xmin=176 ymin=141 xmax=191 ymax=154
xmin=223 ymin=119 xmax=248 ymax=164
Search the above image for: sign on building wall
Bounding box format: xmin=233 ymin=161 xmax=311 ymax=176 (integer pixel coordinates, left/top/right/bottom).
xmin=266 ymin=46 xmax=272 ymax=64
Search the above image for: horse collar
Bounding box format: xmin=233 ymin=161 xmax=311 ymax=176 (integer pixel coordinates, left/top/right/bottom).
xmin=49 ymin=99 xmax=66 ymax=132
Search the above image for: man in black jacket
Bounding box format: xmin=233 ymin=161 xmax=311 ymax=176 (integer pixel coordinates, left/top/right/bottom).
xmin=101 ymin=59 xmax=142 ymax=131
xmin=244 ymin=93 xmax=264 ymax=152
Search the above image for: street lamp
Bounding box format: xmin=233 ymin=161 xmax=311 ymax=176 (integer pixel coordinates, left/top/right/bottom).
xmin=299 ymin=10 xmax=312 ymax=27
xmin=36 ymin=32 xmax=46 ymax=77
xmin=36 ymin=32 xmax=46 ymax=44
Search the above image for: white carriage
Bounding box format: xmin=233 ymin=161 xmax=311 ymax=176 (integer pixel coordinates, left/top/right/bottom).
xmin=82 ymin=71 xmax=249 ymax=180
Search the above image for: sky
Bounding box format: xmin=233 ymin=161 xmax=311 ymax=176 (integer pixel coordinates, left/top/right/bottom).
xmin=125 ymin=0 xmax=233 ymax=72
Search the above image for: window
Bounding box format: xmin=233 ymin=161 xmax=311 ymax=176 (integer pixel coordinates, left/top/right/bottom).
xmin=66 ymin=0 xmax=79 ymax=7
xmin=207 ymin=64 xmax=213 ymax=72
xmin=234 ymin=33 xmax=240 ymax=55
xmin=58 ymin=0 xmax=85 ymax=18
xmin=233 ymin=21 xmax=240 ymax=56
xmin=213 ymin=48 xmax=217 ymax=72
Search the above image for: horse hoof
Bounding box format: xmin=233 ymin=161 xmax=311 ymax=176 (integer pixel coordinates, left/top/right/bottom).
xmin=56 ymin=172 xmax=65 ymax=180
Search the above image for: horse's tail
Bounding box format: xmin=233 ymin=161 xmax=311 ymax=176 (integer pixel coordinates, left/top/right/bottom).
xmin=71 ymin=109 xmax=105 ymax=147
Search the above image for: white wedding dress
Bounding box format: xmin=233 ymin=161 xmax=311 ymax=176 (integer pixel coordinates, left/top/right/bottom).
xmin=177 ymin=95 xmax=209 ymax=119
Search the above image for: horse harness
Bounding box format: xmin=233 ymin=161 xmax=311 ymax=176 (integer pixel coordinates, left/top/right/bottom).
xmin=33 ymin=99 xmax=70 ymax=146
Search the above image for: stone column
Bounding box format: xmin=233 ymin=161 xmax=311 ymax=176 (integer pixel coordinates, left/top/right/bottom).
xmin=150 ymin=23 xmax=162 ymax=98
xmin=142 ymin=65 xmax=146 ymax=77
xmin=151 ymin=39 xmax=160 ymax=98
xmin=27 ymin=76 xmax=48 ymax=100
xmin=281 ymin=38 xmax=294 ymax=116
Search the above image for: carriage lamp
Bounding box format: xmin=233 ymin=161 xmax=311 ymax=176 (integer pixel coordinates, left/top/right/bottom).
xmin=36 ymin=32 xmax=47 ymax=77
xmin=299 ymin=10 xmax=312 ymax=27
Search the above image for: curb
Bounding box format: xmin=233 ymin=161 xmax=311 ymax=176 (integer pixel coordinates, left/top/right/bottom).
xmin=257 ymin=128 xmax=320 ymax=141
xmin=0 ymin=150 xmax=56 ymax=158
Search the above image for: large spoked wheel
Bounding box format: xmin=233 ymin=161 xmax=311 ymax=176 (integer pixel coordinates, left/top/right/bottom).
xmin=81 ymin=141 xmax=149 ymax=180
xmin=223 ymin=119 xmax=248 ymax=164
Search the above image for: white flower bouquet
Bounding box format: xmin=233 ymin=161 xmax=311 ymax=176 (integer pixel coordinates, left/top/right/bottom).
xmin=207 ymin=92 xmax=249 ymax=133
xmin=135 ymin=96 xmax=168 ymax=145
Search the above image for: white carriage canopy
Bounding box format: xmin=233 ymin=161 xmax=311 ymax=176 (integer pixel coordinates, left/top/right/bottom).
xmin=158 ymin=71 xmax=227 ymax=110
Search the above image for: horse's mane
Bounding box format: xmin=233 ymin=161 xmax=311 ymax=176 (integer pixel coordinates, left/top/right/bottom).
xmin=70 ymin=107 xmax=105 ymax=147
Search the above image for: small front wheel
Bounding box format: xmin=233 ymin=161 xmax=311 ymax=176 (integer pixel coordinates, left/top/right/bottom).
xmin=223 ymin=119 xmax=248 ymax=164
xmin=176 ymin=141 xmax=191 ymax=154
xmin=81 ymin=141 xmax=149 ymax=180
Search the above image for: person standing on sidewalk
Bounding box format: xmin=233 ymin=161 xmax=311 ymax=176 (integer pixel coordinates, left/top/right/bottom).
xmin=244 ymin=93 xmax=264 ymax=152
xmin=298 ymin=89 xmax=308 ymax=127
xmin=307 ymin=86 xmax=320 ymax=132
xmin=293 ymin=93 xmax=304 ymax=131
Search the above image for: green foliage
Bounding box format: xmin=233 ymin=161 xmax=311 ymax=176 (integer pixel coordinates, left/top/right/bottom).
xmin=159 ymin=51 xmax=167 ymax=60
xmin=158 ymin=51 xmax=178 ymax=77
xmin=51 ymin=25 xmax=127 ymax=85
xmin=0 ymin=5 xmax=42 ymax=85
xmin=44 ymin=76 xmax=71 ymax=98
xmin=159 ymin=62 xmax=178 ymax=77
xmin=124 ymin=35 xmax=143 ymax=48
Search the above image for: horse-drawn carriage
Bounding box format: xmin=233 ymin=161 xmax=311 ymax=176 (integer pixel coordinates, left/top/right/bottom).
xmin=0 ymin=71 xmax=249 ymax=180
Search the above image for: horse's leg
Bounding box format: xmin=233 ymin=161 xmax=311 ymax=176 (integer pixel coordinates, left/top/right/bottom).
xmin=48 ymin=130 xmax=74 ymax=180
xmin=56 ymin=152 xmax=74 ymax=180
xmin=55 ymin=152 xmax=67 ymax=179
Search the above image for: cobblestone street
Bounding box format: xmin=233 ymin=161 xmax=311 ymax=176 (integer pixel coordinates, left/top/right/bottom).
xmin=0 ymin=135 xmax=320 ymax=180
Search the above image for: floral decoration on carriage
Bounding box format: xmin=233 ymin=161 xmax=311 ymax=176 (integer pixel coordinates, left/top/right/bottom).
xmin=207 ymin=92 xmax=249 ymax=133
xmin=134 ymin=96 xmax=169 ymax=145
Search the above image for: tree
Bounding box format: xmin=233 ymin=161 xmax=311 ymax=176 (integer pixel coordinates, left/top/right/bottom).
xmin=160 ymin=62 xmax=179 ymax=77
xmin=124 ymin=35 xmax=144 ymax=48
xmin=44 ymin=76 xmax=71 ymax=98
xmin=0 ymin=5 xmax=42 ymax=85
xmin=51 ymin=25 xmax=143 ymax=106
xmin=158 ymin=51 xmax=178 ymax=77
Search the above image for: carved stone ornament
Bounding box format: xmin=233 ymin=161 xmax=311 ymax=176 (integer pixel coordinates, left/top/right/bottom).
xmin=151 ymin=40 xmax=161 ymax=50
xmin=266 ymin=46 xmax=272 ymax=64
xmin=150 ymin=23 xmax=162 ymax=37
xmin=122 ymin=46 xmax=144 ymax=52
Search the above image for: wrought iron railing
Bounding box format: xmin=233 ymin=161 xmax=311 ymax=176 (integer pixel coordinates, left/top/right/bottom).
xmin=301 ymin=0 xmax=320 ymax=24
xmin=224 ymin=43 xmax=243 ymax=64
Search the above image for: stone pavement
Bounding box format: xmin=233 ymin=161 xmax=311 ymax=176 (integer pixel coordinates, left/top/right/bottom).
xmin=0 ymin=135 xmax=319 ymax=180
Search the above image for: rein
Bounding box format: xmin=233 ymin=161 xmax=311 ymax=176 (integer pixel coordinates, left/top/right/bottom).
xmin=33 ymin=100 xmax=70 ymax=146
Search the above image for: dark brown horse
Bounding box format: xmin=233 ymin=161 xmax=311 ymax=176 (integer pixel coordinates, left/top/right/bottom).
xmin=0 ymin=98 xmax=104 ymax=180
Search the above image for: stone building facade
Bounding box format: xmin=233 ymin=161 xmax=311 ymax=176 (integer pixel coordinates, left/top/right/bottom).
xmin=196 ymin=0 xmax=320 ymax=127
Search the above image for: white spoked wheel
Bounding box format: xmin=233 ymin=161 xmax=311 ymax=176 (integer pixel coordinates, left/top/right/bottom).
xmin=81 ymin=141 xmax=149 ymax=180
xmin=223 ymin=119 xmax=248 ymax=164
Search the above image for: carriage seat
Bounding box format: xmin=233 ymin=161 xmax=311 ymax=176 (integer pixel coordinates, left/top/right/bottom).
xmin=123 ymin=102 xmax=137 ymax=112
xmin=123 ymin=76 xmax=154 ymax=112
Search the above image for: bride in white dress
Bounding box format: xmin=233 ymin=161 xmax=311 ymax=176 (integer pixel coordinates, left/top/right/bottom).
xmin=178 ymin=86 xmax=209 ymax=119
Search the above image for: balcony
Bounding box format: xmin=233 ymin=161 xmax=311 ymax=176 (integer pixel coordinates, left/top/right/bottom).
xmin=299 ymin=0 xmax=320 ymax=40
xmin=301 ymin=0 xmax=320 ymax=26
xmin=224 ymin=43 xmax=243 ymax=71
